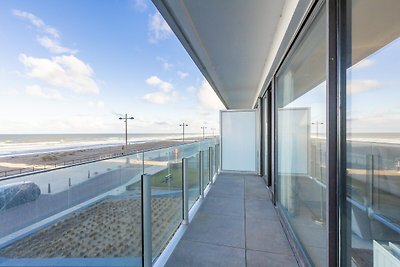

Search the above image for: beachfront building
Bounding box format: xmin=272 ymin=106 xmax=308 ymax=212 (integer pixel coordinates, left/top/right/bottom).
xmin=0 ymin=1 xmax=399 ymax=267
xmin=150 ymin=0 xmax=400 ymax=266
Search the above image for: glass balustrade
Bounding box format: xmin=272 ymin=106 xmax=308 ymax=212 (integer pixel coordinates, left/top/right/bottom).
xmin=0 ymin=138 xmax=219 ymax=266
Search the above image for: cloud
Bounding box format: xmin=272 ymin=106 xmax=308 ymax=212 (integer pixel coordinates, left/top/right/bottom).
xmin=347 ymin=79 xmax=380 ymax=94
xmin=26 ymin=84 xmax=63 ymax=101
xmin=143 ymin=75 xmax=179 ymax=104
xmin=145 ymin=75 xmax=173 ymax=92
xmin=19 ymin=54 xmax=99 ymax=94
xmin=88 ymin=100 xmax=105 ymax=108
xmin=353 ymin=58 xmax=374 ymax=69
xmin=37 ymin=36 xmax=77 ymax=54
xmin=156 ymin=57 xmax=173 ymax=70
xmin=148 ymin=12 xmax=172 ymax=43
xmin=142 ymin=91 xmax=179 ymax=104
xmin=13 ymin=9 xmax=77 ymax=55
xmin=13 ymin=9 xmax=59 ymax=39
xmin=187 ymin=86 xmax=196 ymax=93
xmin=177 ymin=71 xmax=188 ymax=79
xmin=133 ymin=0 xmax=148 ymax=12
xmin=197 ymin=79 xmax=225 ymax=110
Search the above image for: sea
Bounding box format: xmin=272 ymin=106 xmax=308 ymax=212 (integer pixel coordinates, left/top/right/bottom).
xmin=0 ymin=133 xmax=203 ymax=157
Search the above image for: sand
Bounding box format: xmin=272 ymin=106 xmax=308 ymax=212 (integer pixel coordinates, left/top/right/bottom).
xmin=0 ymin=195 xmax=182 ymax=258
xmin=0 ymin=139 xmax=199 ymax=174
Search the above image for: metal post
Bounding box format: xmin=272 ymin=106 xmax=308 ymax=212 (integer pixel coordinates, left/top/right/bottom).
xmin=119 ymin=114 xmax=134 ymax=152
xmin=48 ymin=183 xmax=51 ymax=194
xmin=209 ymin=147 xmax=213 ymax=184
xmin=201 ymin=126 xmax=207 ymax=139
xmin=214 ymin=145 xmax=217 ymax=175
xmin=179 ymin=123 xmax=188 ymax=143
xmin=199 ymin=151 xmax=204 ymax=198
xmin=69 ymin=177 xmax=71 ymax=187
xmin=182 ymin=158 xmax=189 ymax=224
xmin=125 ymin=114 xmax=128 ymax=148
xmin=141 ymin=174 xmax=152 ymax=267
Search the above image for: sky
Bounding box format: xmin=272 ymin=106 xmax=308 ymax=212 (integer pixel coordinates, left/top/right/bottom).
xmin=283 ymin=36 xmax=400 ymax=134
xmin=0 ymin=0 xmax=225 ymax=134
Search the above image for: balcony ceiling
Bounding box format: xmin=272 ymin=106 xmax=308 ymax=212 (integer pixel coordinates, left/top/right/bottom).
xmin=153 ymin=0 xmax=291 ymax=109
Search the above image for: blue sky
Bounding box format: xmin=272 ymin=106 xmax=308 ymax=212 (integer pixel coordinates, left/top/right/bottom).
xmin=0 ymin=0 xmax=224 ymax=134
xmin=284 ymin=36 xmax=400 ymax=133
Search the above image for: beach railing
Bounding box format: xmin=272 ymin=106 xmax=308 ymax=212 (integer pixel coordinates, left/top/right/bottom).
xmin=0 ymin=137 xmax=220 ymax=267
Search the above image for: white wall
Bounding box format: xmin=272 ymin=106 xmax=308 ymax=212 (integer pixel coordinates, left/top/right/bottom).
xmin=221 ymin=110 xmax=257 ymax=172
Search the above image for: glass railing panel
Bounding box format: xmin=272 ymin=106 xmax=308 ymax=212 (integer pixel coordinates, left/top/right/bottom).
xmin=142 ymin=148 xmax=183 ymax=261
xmin=0 ymin=153 xmax=143 ymax=265
xmin=202 ymin=150 xmax=210 ymax=189
xmin=187 ymin=154 xmax=200 ymax=209
xmin=0 ymin=139 xmax=217 ymax=266
xmin=210 ymin=146 xmax=216 ymax=178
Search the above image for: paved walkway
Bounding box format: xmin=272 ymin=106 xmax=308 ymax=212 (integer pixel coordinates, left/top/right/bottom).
xmin=165 ymin=173 xmax=299 ymax=267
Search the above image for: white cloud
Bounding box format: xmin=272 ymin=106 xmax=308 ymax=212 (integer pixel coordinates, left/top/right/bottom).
xmin=145 ymin=75 xmax=173 ymax=92
xmin=187 ymin=86 xmax=196 ymax=93
xmin=26 ymin=84 xmax=63 ymax=101
xmin=148 ymin=12 xmax=172 ymax=43
xmin=347 ymin=79 xmax=381 ymax=94
xmin=37 ymin=36 xmax=77 ymax=54
xmin=133 ymin=0 xmax=148 ymax=12
xmin=88 ymin=100 xmax=105 ymax=108
xmin=197 ymin=79 xmax=225 ymax=110
xmin=142 ymin=91 xmax=179 ymax=104
xmin=143 ymin=75 xmax=179 ymax=104
xmin=13 ymin=9 xmax=77 ymax=55
xmin=353 ymin=58 xmax=374 ymax=69
xmin=13 ymin=9 xmax=60 ymax=39
xmin=156 ymin=57 xmax=173 ymax=70
xmin=177 ymin=71 xmax=189 ymax=79
xmin=19 ymin=54 xmax=99 ymax=94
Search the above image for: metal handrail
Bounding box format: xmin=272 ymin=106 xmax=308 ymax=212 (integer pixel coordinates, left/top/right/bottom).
xmin=0 ymin=139 xmax=219 ymax=182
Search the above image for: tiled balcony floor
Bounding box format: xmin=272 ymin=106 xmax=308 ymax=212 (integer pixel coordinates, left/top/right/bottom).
xmin=165 ymin=173 xmax=299 ymax=267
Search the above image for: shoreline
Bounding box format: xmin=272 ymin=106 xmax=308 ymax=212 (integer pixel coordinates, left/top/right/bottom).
xmin=0 ymin=138 xmax=201 ymax=174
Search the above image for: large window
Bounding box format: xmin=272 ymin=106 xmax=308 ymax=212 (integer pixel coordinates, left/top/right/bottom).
xmin=276 ymin=6 xmax=326 ymax=266
xmin=344 ymin=0 xmax=400 ymax=266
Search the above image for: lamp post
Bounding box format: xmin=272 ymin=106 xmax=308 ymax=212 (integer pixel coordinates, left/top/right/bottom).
xmin=211 ymin=127 xmax=216 ymax=137
xmin=179 ymin=123 xmax=188 ymax=143
xmin=201 ymin=126 xmax=207 ymax=139
xmin=119 ymin=114 xmax=134 ymax=151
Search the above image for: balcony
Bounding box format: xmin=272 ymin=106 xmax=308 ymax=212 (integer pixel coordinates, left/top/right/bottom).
xmin=164 ymin=173 xmax=298 ymax=267
xmin=0 ymin=138 xmax=222 ymax=266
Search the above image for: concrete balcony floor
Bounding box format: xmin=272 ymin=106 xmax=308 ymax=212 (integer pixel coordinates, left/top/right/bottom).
xmin=165 ymin=173 xmax=299 ymax=267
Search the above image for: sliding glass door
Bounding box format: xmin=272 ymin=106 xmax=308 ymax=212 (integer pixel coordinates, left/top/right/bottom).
xmin=343 ymin=0 xmax=400 ymax=266
xmin=276 ymin=5 xmax=327 ymax=266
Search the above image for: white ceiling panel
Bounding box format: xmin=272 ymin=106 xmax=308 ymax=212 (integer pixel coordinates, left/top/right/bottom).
xmin=155 ymin=0 xmax=296 ymax=109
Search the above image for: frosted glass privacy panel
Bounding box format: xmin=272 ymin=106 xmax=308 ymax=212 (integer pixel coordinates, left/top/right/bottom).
xmin=277 ymin=108 xmax=310 ymax=175
xmin=221 ymin=110 xmax=256 ymax=172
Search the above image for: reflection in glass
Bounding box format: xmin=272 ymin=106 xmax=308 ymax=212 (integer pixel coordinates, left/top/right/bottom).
xmin=276 ymin=6 xmax=326 ymax=266
xmin=345 ymin=1 xmax=400 ymax=266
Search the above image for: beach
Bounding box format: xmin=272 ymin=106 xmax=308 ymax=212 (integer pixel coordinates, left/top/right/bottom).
xmin=0 ymin=138 xmax=200 ymax=175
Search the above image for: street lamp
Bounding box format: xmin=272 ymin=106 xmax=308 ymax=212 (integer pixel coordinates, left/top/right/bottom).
xmin=119 ymin=114 xmax=134 ymax=151
xmin=201 ymin=126 xmax=207 ymax=139
xmin=211 ymin=127 xmax=216 ymax=137
xmin=179 ymin=123 xmax=188 ymax=143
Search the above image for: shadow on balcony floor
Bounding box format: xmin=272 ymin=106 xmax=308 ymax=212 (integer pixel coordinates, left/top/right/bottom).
xmin=165 ymin=173 xmax=299 ymax=267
